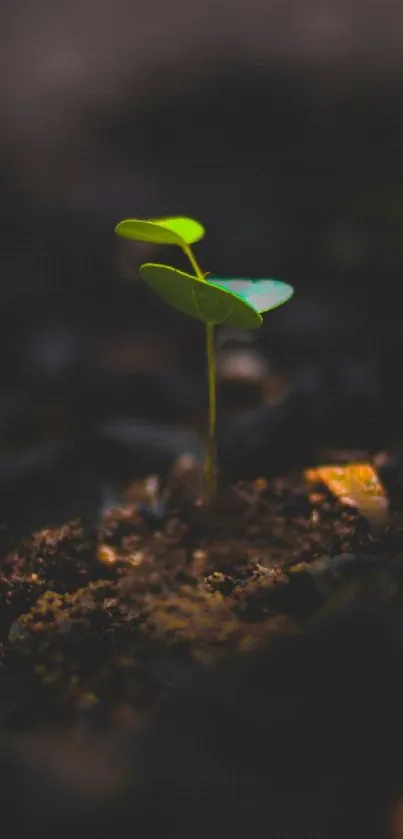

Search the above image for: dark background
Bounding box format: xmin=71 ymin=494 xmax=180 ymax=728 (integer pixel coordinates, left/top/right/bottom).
xmin=2 ymin=6 xmax=403 ymax=835
xmin=1 ymin=0 xmax=403 ymax=531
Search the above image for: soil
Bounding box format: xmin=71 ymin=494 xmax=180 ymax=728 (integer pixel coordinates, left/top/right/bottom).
xmin=2 ymin=458 xmax=403 ymax=735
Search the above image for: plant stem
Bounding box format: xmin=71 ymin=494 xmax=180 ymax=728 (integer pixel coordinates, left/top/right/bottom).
xmin=182 ymin=243 xmax=204 ymax=281
xmin=182 ymin=243 xmax=217 ymax=499
xmin=205 ymin=320 xmax=216 ymax=497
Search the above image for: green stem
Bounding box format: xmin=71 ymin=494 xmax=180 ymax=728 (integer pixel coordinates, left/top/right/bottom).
xmin=205 ymin=320 xmax=216 ymax=497
xmin=182 ymin=243 xmax=217 ymax=499
xmin=182 ymin=243 xmax=204 ymax=281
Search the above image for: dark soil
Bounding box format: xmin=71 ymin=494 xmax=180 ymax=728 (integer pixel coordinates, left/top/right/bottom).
xmin=2 ymin=462 xmax=403 ymax=734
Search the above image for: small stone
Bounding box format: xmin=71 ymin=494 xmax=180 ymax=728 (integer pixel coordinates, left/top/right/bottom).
xmin=97 ymin=544 xmax=117 ymax=565
xmin=309 ymin=491 xmax=327 ymax=504
xmin=310 ymin=510 xmax=320 ymax=526
xmin=128 ymin=551 xmax=144 ymax=567
xmin=103 ymin=598 xmax=118 ymax=610
xmin=8 ymin=621 xmax=28 ymax=642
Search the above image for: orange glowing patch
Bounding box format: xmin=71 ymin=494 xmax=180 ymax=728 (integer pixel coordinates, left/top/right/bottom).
xmin=305 ymin=463 xmax=389 ymax=529
xmin=97 ymin=544 xmax=117 ymax=565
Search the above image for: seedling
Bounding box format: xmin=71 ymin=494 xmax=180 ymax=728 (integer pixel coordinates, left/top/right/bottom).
xmin=114 ymin=215 xmax=294 ymax=499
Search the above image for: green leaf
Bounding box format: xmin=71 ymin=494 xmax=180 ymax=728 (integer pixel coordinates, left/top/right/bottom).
xmin=209 ymin=278 xmax=294 ymax=313
xmin=114 ymin=216 xmax=205 ymax=246
xmin=139 ymin=263 xmax=263 ymax=329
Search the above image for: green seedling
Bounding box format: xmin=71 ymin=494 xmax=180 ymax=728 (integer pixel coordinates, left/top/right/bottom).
xmin=114 ymin=215 xmax=294 ymax=499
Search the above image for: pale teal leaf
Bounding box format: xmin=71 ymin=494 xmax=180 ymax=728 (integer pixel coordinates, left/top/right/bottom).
xmin=209 ymin=278 xmax=294 ymax=313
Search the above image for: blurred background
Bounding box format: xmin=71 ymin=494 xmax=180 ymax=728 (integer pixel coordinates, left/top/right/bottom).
xmin=2 ymin=5 xmax=403 ymax=834
xmin=1 ymin=0 xmax=403 ymax=531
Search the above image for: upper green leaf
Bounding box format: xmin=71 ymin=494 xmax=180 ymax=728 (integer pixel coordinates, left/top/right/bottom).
xmin=139 ymin=263 xmax=263 ymax=329
xmin=114 ymin=216 xmax=205 ymax=246
xmin=209 ymin=278 xmax=294 ymax=313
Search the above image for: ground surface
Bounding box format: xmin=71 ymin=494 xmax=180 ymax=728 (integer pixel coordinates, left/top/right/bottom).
xmin=1 ymin=463 xmax=403 ymax=733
